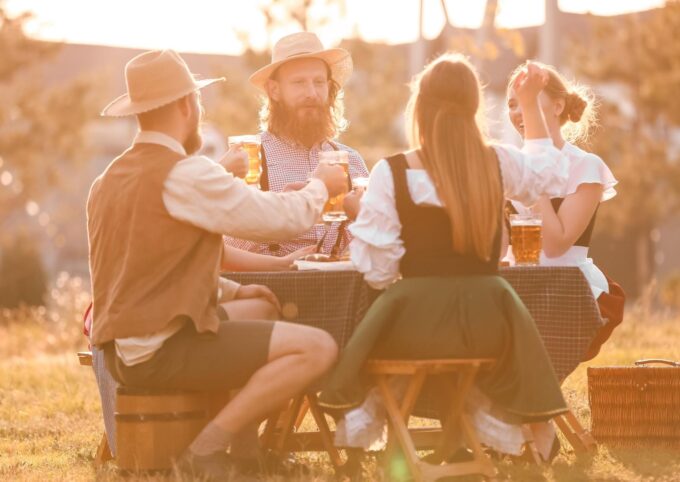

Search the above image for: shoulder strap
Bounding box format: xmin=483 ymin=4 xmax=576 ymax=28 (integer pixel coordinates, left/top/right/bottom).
xmin=259 ymin=144 xmax=269 ymax=191
xmin=327 ymin=140 xmax=339 ymax=151
xmin=490 ymin=148 xmax=503 ymax=259
xmin=386 ymin=153 xmax=415 ymax=213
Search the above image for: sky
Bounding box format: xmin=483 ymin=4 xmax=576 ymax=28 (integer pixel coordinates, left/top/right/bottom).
xmin=4 ymin=0 xmax=667 ymax=55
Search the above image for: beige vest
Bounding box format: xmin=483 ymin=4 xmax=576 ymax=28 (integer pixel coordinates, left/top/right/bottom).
xmin=87 ymin=143 xmax=222 ymax=345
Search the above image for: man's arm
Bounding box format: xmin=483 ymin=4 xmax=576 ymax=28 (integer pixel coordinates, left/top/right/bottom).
xmin=164 ymin=155 xmax=341 ymax=241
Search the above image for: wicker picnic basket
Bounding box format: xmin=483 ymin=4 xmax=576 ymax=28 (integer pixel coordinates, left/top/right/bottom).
xmin=588 ymin=359 xmax=680 ymax=447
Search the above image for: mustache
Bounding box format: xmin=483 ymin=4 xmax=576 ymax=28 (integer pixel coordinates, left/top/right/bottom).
xmin=296 ymin=102 xmax=324 ymax=109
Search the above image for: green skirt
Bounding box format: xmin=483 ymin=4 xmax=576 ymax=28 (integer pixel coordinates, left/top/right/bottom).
xmin=318 ymin=275 xmax=567 ymax=423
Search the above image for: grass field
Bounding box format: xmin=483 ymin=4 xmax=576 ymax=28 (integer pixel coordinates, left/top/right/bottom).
xmin=1 ymin=277 xmax=679 ymax=481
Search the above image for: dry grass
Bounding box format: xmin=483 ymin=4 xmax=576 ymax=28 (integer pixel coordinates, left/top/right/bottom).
xmin=1 ymin=276 xmax=679 ymax=481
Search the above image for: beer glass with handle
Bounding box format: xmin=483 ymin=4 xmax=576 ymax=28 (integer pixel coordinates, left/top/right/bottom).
xmin=227 ymin=134 xmax=262 ymax=187
xmin=509 ymin=213 xmax=542 ymax=266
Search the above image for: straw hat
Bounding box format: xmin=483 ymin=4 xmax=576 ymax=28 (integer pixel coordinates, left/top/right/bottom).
xmin=101 ymin=50 xmax=224 ymax=117
xmin=249 ymin=32 xmax=353 ymax=92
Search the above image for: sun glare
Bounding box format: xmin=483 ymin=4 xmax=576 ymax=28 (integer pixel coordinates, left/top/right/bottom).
xmin=4 ymin=0 xmax=667 ymax=54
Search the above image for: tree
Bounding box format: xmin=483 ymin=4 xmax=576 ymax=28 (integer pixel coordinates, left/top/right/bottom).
xmin=569 ymin=1 xmax=680 ymax=292
xmin=0 ymin=3 xmax=101 ymax=233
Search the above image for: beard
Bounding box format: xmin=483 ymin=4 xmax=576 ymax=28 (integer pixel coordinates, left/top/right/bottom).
xmin=183 ymin=126 xmax=203 ymax=155
xmin=269 ymin=99 xmax=335 ymax=147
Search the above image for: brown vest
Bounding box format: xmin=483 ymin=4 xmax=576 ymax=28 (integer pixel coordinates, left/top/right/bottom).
xmin=87 ymin=142 xmax=222 ymax=345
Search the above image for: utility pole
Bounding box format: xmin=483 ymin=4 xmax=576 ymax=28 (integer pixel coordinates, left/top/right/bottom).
xmin=539 ymin=0 xmax=559 ymax=65
xmin=409 ymin=0 xmax=427 ymax=77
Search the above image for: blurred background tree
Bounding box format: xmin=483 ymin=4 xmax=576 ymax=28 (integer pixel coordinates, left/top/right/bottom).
xmin=0 ymin=1 xmax=101 ymax=303
xmin=570 ymin=0 xmax=680 ymax=294
xmin=0 ymin=231 xmax=46 ymax=307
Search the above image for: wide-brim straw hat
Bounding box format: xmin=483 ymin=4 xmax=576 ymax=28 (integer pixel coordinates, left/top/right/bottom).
xmin=249 ymin=32 xmax=353 ymax=92
xmin=101 ymin=49 xmax=224 ymax=117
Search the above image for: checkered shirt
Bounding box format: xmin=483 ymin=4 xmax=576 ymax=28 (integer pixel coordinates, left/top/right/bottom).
xmin=224 ymin=131 xmax=368 ymax=257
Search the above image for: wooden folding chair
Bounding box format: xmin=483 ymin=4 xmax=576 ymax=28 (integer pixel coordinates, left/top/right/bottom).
xmin=365 ymin=359 xmax=497 ymax=482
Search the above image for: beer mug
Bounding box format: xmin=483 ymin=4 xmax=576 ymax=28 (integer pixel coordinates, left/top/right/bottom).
xmin=319 ymin=150 xmax=350 ymax=223
xmin=228 ymin=134 xmax=261 ymax=186
xmin=509 ymin=213 xmax=542 ymax=266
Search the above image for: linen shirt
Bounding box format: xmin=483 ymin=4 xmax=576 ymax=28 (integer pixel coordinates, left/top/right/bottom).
xmin=224 ymin=131 xmax=369 ymax=256
xmin=113 ymin=131 xmax=329 ymax=365
xmin=506 ymin=141 xmax=618 ymax=298
xmin=350 ymin=139 xmax=570 ymax=290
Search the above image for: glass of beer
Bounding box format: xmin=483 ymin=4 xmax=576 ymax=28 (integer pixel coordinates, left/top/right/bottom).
xmin=509 ymin=213 xmax=542 ymax=266
xmin=228 ymin=134 xmax=261 ymax=186
xmin=319 ymin=150 xmax=350 ymax=223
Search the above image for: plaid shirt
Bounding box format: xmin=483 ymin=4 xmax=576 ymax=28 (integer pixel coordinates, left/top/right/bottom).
xmin=224 ymin=131 xmax=368 ymax=256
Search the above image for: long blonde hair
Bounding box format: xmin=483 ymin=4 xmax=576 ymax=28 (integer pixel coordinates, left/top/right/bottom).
xmin=406 ymin=53 xmax=502 ymax=261
xmin=508 ymin=61 xmax=597 ymax=144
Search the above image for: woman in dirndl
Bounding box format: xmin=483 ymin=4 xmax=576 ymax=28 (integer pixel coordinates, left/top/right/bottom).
xmin=318 ymin=54 xmax=570 ymax=460
xmin=505 ymin=62 xmax=625 ymax=361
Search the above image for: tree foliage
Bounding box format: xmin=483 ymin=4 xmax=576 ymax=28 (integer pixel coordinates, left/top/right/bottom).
xmin=569 ymin=1 xmax=680 ymax=287
xmin=0 ymin=3 xmax=101 ymax=229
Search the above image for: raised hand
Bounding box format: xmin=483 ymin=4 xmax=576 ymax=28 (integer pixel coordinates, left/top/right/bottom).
xmin=311 ymin=162 xmax=347 ymax=198
xmin=218 ymin=143 xmax=249 ymax=179
xmin=512 ymin=62 xmax=549 ymax=103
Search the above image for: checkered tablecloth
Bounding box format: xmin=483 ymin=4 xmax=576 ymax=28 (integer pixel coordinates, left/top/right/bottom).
xmin=93 ymin=267 xmax=602 ymax=451
xmin=226 ymin=266 xmax=604 ymax=382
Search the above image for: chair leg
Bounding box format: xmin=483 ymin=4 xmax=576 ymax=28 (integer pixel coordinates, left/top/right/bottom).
xmin=554 ymin=410 xmax=597 ymax=452
xmin=306 ymin=393 xmax=345 ymax=468
xmin=295 ymin=397 xmax=310 ymax=429
xmin=274 ymin=395 xmax=305 ymax=453
xmin=376 ymin=375 xmax=425 ymax=482
xmin=94 ymin=432 xmax=113 ymax=467
xmin=430 ymin=367 xmax=477 ymax=463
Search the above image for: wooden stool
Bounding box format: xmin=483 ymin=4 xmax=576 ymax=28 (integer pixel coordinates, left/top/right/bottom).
xmin=77 ymin=351 xmax=114 ymax=467
xmin=365 ymin=358 xmax=497 ymax=482
xmin=115 ymin=386 xmax=231 ymax=471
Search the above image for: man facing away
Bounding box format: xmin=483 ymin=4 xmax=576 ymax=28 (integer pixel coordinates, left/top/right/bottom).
xmin=87 ymin=49 xmax=347 ymax=480
xmin=224 ymin=32 xmax=369 ymax=257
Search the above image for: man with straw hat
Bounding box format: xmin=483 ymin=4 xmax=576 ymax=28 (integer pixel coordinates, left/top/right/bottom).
xmin=225 ymin=31 xmax=368 ymax=257
xmin=88 ymin=49 xmax=346 ymax=479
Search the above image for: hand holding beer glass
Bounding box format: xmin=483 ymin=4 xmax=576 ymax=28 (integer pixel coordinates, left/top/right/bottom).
xmin=227 ymin=134 xmax=262 ymax=186
xmin=318 ymin=150 xmax=350 ymax=223
xmin=509 ymin=213 xmax=542 ymax=266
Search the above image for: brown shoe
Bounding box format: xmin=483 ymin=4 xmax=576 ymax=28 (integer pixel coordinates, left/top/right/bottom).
xmin=176 ymin=450 xmax=260 ymax=481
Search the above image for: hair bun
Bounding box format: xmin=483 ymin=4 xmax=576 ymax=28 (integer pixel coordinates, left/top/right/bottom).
xmin=566 ymin=92 xmax=587 ymax=122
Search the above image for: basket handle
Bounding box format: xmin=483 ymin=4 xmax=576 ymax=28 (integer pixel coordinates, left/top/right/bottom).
xmin=634 ymin=359 xmax=680 ymax=367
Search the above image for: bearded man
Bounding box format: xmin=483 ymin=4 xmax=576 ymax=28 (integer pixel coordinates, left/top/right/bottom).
xmin=225 ymin=32 xmax=368 ymax=257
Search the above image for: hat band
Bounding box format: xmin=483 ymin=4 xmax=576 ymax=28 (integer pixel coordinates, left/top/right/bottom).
xmin=285 ymin=50 xmax=313 ymax=58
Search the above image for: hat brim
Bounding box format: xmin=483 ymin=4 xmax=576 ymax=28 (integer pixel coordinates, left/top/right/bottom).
xmin=100 ymin=77 xmax=224 ymax=117
xmin=249 ymin=49 xmax=353 ymax=92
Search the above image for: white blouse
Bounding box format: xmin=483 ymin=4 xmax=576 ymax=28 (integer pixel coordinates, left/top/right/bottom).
xmin=507 ymin=142 xmax=618 ymax=298
xmin=349 ymin=139 xmax=570 ymax=289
